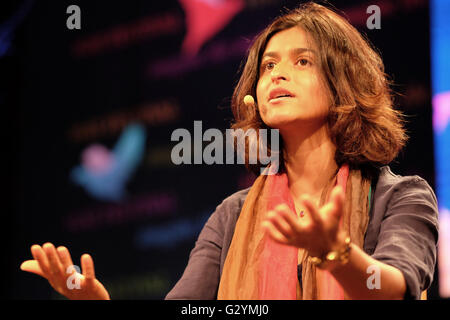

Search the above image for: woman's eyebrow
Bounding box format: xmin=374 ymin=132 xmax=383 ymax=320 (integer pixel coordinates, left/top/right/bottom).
xmin=290 ymin=47 xmax=317 ymax=56
xmin=261 ymin=47 xmax=316 ymax=60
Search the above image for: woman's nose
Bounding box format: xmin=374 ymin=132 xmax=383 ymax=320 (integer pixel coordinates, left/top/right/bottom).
xmin=271 ymin=63 xmax=289 ymax=82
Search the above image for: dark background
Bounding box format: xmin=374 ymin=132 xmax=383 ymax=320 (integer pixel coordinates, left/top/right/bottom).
xmin=2 ymin=0 xmax=439 ymax=299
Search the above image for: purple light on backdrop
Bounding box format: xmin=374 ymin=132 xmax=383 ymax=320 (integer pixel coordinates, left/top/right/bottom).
xmin=431 ymin=0 xmax=450 ymax=298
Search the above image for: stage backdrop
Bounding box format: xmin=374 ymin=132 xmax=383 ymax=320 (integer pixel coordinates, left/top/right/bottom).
xmin=4 ymin=0 xmax=440 ymax=299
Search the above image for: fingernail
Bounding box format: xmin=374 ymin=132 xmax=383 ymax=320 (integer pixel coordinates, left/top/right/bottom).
xmin=43 ymin=243 xmax=53 ymax=249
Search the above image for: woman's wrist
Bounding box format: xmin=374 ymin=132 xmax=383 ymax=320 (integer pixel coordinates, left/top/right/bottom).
xmin=309 ymin=232 xmax=351 ymax=271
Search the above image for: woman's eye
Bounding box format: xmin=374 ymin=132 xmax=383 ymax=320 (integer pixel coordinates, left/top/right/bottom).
xmin=297 ymin=58 xmax=310 ymax=66
xmin=264 ymin=62 xmax=275 ymax=71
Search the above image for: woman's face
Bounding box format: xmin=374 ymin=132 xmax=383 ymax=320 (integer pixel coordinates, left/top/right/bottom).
xmin=256 ymin=27 xmax=331 ymax=131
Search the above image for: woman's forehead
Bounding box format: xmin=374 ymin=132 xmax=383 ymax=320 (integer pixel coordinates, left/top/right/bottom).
xmin=263 ymin=27 xmax=317 ymax=54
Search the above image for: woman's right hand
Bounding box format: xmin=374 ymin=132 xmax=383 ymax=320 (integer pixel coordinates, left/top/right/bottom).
xmin=20 ymin=243 xmax=110 ymax=300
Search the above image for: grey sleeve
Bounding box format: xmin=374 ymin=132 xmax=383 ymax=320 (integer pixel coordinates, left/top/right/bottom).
xmin=165 ymin=188 xmax=247 ymax=300
xmin=371 ymin=177 xmax=439 ymax=300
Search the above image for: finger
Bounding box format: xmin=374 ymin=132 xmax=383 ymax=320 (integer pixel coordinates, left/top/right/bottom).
xmin=319 ymin=185 xmax=345 ymax=222
xmin=273 ymin=203 xmax=297 ymax=223
xmin=262 ymin=220 xmax=289 ymax=245
xmin=43 ymin=243 xmax=68 ymax=288
xmin=20 ymin=260 xmax=45 ymax=278
xmin=81 ymin=254 xmax=96 ymax=280
xmin=300 ymin=195 xmax=322 ymax=225
xmin=56 ymin=246 xmax=75 ymax=275
xmin=275 ymin=205 xmax=304 ymax=233
xmin=31 ymin=245 xmax=51 ymax=277
xmin=328 ymin=185 xmax=345 ymax=220
xmin=43 ymin=243 xmax=64 ymax=277
xmin=266 ymin=209 xmax=294 ymax=238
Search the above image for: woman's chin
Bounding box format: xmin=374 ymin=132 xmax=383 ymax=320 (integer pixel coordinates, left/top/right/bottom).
xmin=262 ymin=112 xmax=328 ymax=130
xmin=262 ymin=118 xmax=298 ymax=130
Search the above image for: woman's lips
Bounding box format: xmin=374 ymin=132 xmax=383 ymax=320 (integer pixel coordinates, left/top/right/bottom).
xmin=268 ymin=88 xmax=295 ymax=103
xmin=268 ymin=95 xmax=295 ymax=103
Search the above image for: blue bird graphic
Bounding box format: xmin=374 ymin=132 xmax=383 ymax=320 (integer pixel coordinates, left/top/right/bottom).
xmin=70 ymin=123 xmax=146 ymax=202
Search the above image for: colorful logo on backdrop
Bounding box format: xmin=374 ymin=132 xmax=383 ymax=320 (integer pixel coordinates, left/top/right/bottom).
xmin=70 ymin=123 xmax=146 ymax=201
xmin=179 ymin=0 xmax=244 ymax=55
xmin=135 ymin=211 xmax=211 ymax=249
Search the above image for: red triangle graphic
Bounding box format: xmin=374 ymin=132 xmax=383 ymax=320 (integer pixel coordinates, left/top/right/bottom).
xmin=179 ymin=0 xmax=245 ymax=56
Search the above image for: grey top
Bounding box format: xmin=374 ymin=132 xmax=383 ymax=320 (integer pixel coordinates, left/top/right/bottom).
xmin=165 ymin=166 xmax=439 ymax=300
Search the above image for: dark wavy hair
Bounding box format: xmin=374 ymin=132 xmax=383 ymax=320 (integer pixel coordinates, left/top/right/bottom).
xmin=230 ymin=2 xmax=407 ymax=177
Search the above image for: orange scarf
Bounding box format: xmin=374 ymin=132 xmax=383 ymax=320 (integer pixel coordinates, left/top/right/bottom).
xmin=217 ymin=164 xmax=371 ymax=300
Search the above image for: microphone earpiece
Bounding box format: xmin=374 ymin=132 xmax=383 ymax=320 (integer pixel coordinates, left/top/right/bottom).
xmin=243 ymin=95 xmax=255 ymax=107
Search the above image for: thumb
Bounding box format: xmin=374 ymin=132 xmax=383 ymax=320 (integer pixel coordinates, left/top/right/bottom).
xmin=20 ymin=260 xmax=45 ymax=278
xmin=329 ymin=185 xmax=345 ymax=220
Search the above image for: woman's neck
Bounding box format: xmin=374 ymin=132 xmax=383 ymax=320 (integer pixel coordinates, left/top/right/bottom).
xmin=281 ymin=123 xmax=338 ymax=200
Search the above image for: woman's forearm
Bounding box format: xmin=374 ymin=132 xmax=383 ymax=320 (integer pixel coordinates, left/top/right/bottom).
xmin=328 ymin=243 xmax=407 ymax=300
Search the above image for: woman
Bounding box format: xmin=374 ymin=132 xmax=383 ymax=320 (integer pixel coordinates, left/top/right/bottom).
xmin=21 ymin=2 xmax=438 ymax=300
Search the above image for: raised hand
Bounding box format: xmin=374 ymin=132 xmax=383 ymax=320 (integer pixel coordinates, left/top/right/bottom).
xmin=262 ymin=185 xmax=347 ymax=258
xmin=20 ymin=243 xmax=110 ymax=300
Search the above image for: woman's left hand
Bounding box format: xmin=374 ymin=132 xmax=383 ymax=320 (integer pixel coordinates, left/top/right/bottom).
xmin=262 ymin=185 xmax=346 ymax=257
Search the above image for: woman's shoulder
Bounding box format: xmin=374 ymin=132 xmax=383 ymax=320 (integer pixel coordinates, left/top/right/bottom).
xmin=222 ymin=186 xmax=251 ymax=205
xmin=203 ymin=187 xmax=251 ymax=230
xmin=374 ymin=166 xmax=437 ymax=202
xmin=368 ymin=166 xmax=439 ymax=299
xmin=214 ymin=187 xmax=251 ymax=217
xmin=371 ymin=165 xmax=438 ymax=218
xmin=365 ymin=165 xmax=439 ymax=258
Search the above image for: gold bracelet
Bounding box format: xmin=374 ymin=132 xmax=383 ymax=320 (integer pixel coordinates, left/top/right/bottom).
xmin=309 ymin=236 xmax=352 ymax=270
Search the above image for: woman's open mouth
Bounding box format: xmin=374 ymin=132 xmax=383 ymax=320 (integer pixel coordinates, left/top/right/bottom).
xmin=268 ymin=88 xmax=295 ymax=103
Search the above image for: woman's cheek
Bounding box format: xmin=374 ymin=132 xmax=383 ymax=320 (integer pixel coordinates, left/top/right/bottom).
xmin=256 ymin=90 xmax=265 ymax=115
xmin=258 ymin=104 xmax=271 ymax=125
xmin=258 ymin=103 xmax=266 ymax=120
